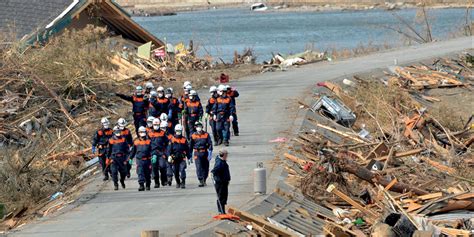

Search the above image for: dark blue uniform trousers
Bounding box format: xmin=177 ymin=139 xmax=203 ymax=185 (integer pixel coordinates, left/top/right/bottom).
xmin=194 ymin=151 xmax=209 ymax=181
xmin=137 ymin=159 xmax=152 ymax=186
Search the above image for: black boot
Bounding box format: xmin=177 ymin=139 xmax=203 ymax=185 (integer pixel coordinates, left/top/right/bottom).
xmin=176 ymin=182 xmax=181 ymax=188
xmin=218 ymin=139 xmax=223 ymax=146
xmin=224 ymin=140 xmax=229 ymax=146
xmin=103 ymin=174 xmax=109 ymax=181
xmin=198 ymin=179 xmax=204 ymax=187
xmin=138 ymin=184 xmax=145 ymax=191
xmin=161 ymin=180 xmax=167 ymax=186
xmin=154 ymin=180 xmax=160 ymax=188
xmin=167 ymin=177 xmax=172 ymax=186
xmin=203 ymin=179 xmax=207 ymax=186
xmin=181 ymin=180 xmax=186 ymax=189
xmin=146 ymin=183 xmax=151 ymax=191
xmin=120 ymin=180 xmax=126 ymax=189
xmin=114 ymin=182 xmax=119 ymax=191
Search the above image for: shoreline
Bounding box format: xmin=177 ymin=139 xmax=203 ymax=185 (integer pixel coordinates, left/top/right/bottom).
xmin=123 ymin=2 xmax=471 ymax=16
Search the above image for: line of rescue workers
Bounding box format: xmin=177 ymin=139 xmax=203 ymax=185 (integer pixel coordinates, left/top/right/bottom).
xmin=91 ymin=82 xmax=239 ymax=192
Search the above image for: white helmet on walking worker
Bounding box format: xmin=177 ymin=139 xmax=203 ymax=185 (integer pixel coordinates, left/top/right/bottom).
xmin=135 ymin=86 xmax=143 ymax=96
xmin=183 ymin=81 xmax=191 ymax=88
xmin=160 ymin=113 xmax=168 ymax=122
xmin=189 ymin=90 xmax=197 ymax=96
xmin=217 ymin=84 xmax=226 ymax=95
xmin=165 ymin=88 xmax=173 ymax=98
xmin=160 ymin=121 xmax=168 ymax=130
xmin=117 ymin=118 xmax=127 ymax=129
xmin=209 ymin=86 xmax=217 ymax=93
xmin=138 ymin=126 xmax=147 ymax=137
xmin=175 ymin=124 xmax=183 ymax=135
xmin=152 ymin=118 xmax=161 ymax=130
xmin=225 ymin=85 xmax=231 ymax=91
xmin=150 ymin=90 xmax=158 ymax=97
xmin=145 ymin=82 xmax=154 ymax=90
xmin=147 ymin=116 xmax=155 ymax=127
xmin=157 ymin=86 xmax=164 ymax=92
xmin=184 ymin=85 xmax=192 ymax=93
xmin=101 ymin=117 xmax=110 ymax=129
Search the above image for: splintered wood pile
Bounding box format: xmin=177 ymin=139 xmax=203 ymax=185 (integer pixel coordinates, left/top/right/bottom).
xmin=285 ymin=54 xmax=473 ymax=236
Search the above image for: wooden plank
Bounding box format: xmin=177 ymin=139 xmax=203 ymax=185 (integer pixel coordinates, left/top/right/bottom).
xmin=418 ymin=192 xmax=442 ymax=201
xmin=384 ymin=178 xmax=398 ymax=191
xmin=374 ymin=148 xmax=424 ymax=162
xmin=284 ymin=153 xmax=308 ymax=166
xmin=326 ymin=184 xmax=378 ymax=223
xmin=420 ymin=157 xmax=456 ymax=174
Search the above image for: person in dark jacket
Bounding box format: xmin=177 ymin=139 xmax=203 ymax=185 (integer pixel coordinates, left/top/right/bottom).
xmin=211 ymin=149 xmax=231 ymax=214
xmin=206 ymin=86 xmax=219 ymax=144
xmin=149 ymin=118 xmax=169 ymax=188
xmin=129 ymin=126 xmax=152 ymax=191
xmin=184 ymin=90 xmax=203 ymax=141
xmin=167 ymin=124 xmax=191 ymax=189
xmin=92 ymin=117 xmax=113 ymax=181
xmin=117 ymin=118 xmax=133 ymax=178
xmin=189 ymin=121 xmax=213 ymax=187
xmin=226 ymin=85 xmax=240 ymax=136
xmin=116 ymin=86 xmax=149 ymax=133
xmin=108 ymin=126 xmax=130 ymax=190
xmin=165 ymin=88 xmax=180 ymax=134
xmin=212 ymin=85 xmax=235 ymax=146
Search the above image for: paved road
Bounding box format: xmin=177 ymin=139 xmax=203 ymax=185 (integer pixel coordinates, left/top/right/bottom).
xmin=10 ymin=36 xmax=473 ymax=237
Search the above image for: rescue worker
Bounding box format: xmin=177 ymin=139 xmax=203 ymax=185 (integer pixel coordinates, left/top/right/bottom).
xmin=226 ymin=85 xmax=240 ymax=136
xmin=151 ymin=86 xmax=170 ymax=118
xmin=211 ymin=149 xmax=231 ymax=214
xmin=206 ymin=86 xmax=219 ymax=144
xmin=149 ymin=118 xmax=169 ymax=188
xmin=148 ymin=90 xmax=159 ymax=117
xmin=92 ymin=117 xmax=113 ymax=181
xmin=146 ymin=116 xmax=155 ymax=134
xmin=108 ymin=126 xmax=129 ymax=190
xmin=212 ymin=85 xmax=235 ymax=146
xmin=189 ymin=121 xmax=213 ymax=187
xmin=144 ymin=82 xmax=154 ymax=98
xmin=184 ymin=90 xmax=203 ymax=141
xmin=160 ymin=120 xmax=174 ymax=186
xmin=165 ymin=88 xmax=180 ymax=134
xmin=116 ymin=86 xmax=149 ymax=134
xmin=167 ymin=124 xmax=191 ymax=189
xmin=129 ymin=126 xmax=152 ymax=191
xmin=180 ymin=84 xmax=193 ymax=138
xmin=160 ymin=113 xmax=173 ymax=134
xmin=117 ymin=118 xmax=133 ymax=178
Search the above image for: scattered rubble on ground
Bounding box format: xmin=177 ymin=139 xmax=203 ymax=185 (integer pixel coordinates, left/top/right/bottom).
xmin=293 ymin=53 xmax=473 ymax=236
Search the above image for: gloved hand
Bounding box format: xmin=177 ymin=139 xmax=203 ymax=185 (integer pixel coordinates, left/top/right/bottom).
xmin=229 ymin=115 xmax=234 ymax=122
xmin=188 ymin=157 xmax=193 ymax=164
xmin=92 ymin=146 xmax=96 ymax=154
xmin=213 ymin=115 xmax=217 ymax=121
xmin=128 ymin=159 xmax=133 ymax=165
xmin=151 ymin=155 xmax=157 ymax=164
xmin=168 ymin=156 xmax=173 ymax=163
xmin=207 ymin=150 xmax=213 ymax=161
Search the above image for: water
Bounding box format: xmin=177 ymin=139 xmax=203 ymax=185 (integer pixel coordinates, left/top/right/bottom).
xmin=134 ymin=8 xmax=471 ymax=62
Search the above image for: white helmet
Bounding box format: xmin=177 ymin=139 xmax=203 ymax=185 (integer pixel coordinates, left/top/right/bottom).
xmin=138 ymin=126 xmax=147 ymax=137
xmin=217 ymin=84 xmax=226 ymax=92
xmin=113 ymin=125 xmax=121 ymax=134
xmin=147 ymin=116 xmax=155 ymax=125
xmin=209 ymin=86 xmax=217 ymax=93
xmin=225 ymin=85 xmax=231 ymax=90
xmin=145 ymin=82 xmax=154 ymax=89
xmin=157 ymin=86 xmax=164 ymax=92
xmin=135 ymin=86 xmax=143 ymax=95
xmin=160 ymin=121 xmax=168 ymax=129
xmin=175 ymin=124 xmax=183 ymax=131
xmin=166 ymin=87 xmax=173 ymax=94
xmin=189 ymin=90 xmax=197 ymax=96
xmin=160 ymin=113 xmax=168 ymax=122
xmin=101 ymin=117 xmax=110 ymax=128
xmin=184 ymin=85 xmax=192 ymax=92
xmin=183 ymin=81 xmax=191 ymax=88
xmin=150 ymin=90 xmax=158 ymax=97
xmin=117 ymin=118 xmax=127 ymax=128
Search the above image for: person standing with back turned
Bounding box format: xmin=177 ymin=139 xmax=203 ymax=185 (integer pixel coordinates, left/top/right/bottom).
xmin=211 ymin=149 xmax=231 ymax=214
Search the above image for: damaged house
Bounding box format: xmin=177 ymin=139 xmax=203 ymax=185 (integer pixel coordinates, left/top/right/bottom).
xmin=0 ymin=0 xmax=163 ymax=47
